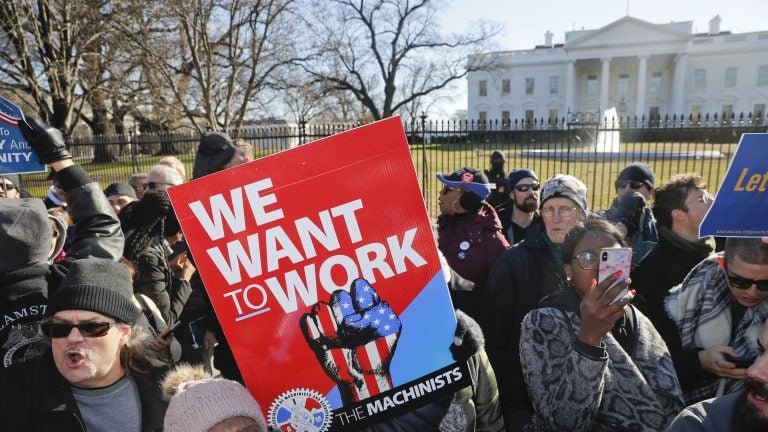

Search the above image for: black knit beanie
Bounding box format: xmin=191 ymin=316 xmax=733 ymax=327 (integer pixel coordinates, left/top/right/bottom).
xmin=47 ymin=258 xmax=141 ymax=325
xmin=617 ymin=163 xmax=655 ymax=190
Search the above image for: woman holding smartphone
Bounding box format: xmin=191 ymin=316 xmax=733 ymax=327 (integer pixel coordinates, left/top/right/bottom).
xmin=519 ymin=219 xmax=684 ymax=431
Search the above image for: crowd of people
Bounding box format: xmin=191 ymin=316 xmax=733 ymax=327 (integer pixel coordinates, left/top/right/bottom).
xmin=0 ymin=118 xmax=767 ymax=432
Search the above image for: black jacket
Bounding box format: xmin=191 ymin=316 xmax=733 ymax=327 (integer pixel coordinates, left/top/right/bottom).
xmin=0 ymin=353 xmax=167 ymax=431
xmin=478 ymin=221 xmax=565 ymax=426
xmin=630 ymin=227 xmax=716 ymax=389
xmin=0 ymin=166 xmax=124 ymax=369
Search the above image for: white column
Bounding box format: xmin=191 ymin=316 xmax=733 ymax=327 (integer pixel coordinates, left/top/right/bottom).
xmin=565 ymin=60 xmax=575 ymax=113
xmin=600 ymin=57 xmax=611 ymax=114
xmin=635 ymin=55 xmax=648 ymax=117
xmin=671 ymin=53 xmax=688 ymax=116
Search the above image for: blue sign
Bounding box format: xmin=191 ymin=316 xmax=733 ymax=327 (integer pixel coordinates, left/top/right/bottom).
xmin=0 ymin=96 xmax=45 ymax=175
xmin=700 ymin=133 xmax=768 ymax=237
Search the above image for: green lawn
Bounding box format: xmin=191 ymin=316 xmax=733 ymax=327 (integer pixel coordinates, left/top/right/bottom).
xmin=19 ymin=140 xmax=736 ymax=220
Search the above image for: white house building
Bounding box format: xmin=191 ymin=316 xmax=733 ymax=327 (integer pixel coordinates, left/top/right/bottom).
xmin=467 ymin=16 xmax=768 ymax=125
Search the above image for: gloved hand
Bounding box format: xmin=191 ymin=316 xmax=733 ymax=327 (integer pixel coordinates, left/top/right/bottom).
xmin=450 ymin=310 xmax=482 ymax=363
xmin=606 ymin=192 xmax=646 ymax=237
xmin=19 ymin=117 xmax=71 ymax=164
xmin=301 ymin=278 xmax=401 ymax=403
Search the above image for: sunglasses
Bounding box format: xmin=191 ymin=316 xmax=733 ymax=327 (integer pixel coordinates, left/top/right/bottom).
xmin=144 ymin=181 xmax=175 ymax=190
xmin=1 ymin=183 xmax=18 ymax=191
xmin=615 ymin=180 xmax=644 ymax=190
xmin=39 ymin=321 xmax=115 ymax=338
xmin=571 ymin=251 xmax=599 ymax=270
xmin=514 ymin=182 xmax=540 ymax=193
xmin=719 ymin=257 xmax=768 ymax=291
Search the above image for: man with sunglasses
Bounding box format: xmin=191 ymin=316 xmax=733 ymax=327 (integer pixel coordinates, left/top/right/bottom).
xmin=0 ymin=117 xmax=124 ymax=372
xmin=601 ymin=163 xmax=659 ymax=261
xmin=666 ymin=237 xmax=768 ymax=405
xmin=0 ymin=258 xmax=168 ymax=431
xmin=495 ymin=168 xmax=541 ymax=245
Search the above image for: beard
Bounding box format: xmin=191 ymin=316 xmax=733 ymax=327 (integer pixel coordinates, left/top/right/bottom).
xmin=738 ymin=380 xmax=768 ymax=431
xmin=514 ymin=196 xmax=538 ymax=213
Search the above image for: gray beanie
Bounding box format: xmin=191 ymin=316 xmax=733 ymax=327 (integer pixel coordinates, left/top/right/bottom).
xmin=540 ymin=174 xmax=589 ymax=216
xmin=1 ymin=174 xmax=21 ymax=189
xmin=47 ymin=258 xmax=141 ymax=325
xmin=0 ymin=198 xmax=52 ymax=272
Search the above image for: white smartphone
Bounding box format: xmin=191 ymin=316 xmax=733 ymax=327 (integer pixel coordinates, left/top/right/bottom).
xmin=597 ymin=247 xmax=632 ymax=304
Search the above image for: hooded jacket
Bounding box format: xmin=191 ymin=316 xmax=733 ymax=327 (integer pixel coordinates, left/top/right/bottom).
xmin=437 ymin=202 xmax=509 ymax=287
xmin=0 ymin=165 xmax=124 ymax=369
xmin=191 ymin=131 xmax=236 ymax=179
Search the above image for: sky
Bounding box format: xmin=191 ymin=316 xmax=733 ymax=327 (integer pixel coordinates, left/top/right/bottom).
xmin=434 ymin=0 xmax=767 ymax=116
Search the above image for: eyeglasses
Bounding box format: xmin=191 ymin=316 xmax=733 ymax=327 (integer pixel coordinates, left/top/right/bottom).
xmin=541 ymin=206 xmax=578 ymax=218
xmin=514 ymin=182 xmax=540 ymax=193
xmin=441 ymin=186 xmax=464 ymax=195
xmin=39 ymin=321 xmax=115 ymax=338
xmin=572 ymin=251 xmax=599 ymax=270
xmin=719 ymin=257 xmax=768 ymax=291
xmin=145 ymin=181 xmax=175 ymax=190
xmin=615 ymin=180 xmax=644 ymax=190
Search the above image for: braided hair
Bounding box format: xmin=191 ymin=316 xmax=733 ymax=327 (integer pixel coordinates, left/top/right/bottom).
xmin=120 ymin=189 xmax=173 ymax=263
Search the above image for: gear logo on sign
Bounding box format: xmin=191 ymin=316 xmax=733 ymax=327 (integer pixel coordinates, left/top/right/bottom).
xmin=269 ymin=388 xmax=331 ymax=432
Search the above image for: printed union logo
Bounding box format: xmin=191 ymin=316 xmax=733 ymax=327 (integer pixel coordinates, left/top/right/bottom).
xmin=269 ymin=388 xmax=331 ymax=432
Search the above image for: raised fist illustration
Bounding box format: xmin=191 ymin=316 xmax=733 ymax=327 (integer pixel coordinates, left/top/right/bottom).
xmin=300 ymin=278 xmax=401 ymax=403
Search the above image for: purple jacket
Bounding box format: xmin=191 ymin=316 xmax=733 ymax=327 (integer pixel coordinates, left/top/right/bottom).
xmin=437 ymin=203 xmax=509 ymax=286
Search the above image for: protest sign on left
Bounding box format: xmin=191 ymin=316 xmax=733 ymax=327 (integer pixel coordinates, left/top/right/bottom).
xmin=0 ymin=97 xmax=45 ymax=175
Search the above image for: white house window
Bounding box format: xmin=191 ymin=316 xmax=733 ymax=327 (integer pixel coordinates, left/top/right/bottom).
xmin=549 ymin=76 xmax=560 ymax=95
xmin=691 ymin=105 xmax=702 ymax=123
xmin=479 ymin=80 xmax=488 ymax=97
xmin=693 ymin=69 xmax=706 ymax=91
xmin=722 ymin=104 xmax=734 ymax=123
xmin=618 ymin=74 xmax=629 ymax=93
xmin=502 ymin=110 xmax=511 ymax=129
xmin=724 ymin=67 xmax=737 ymax=88
xmin=525 ymin=78 xmax=535 ymax=95
xmin=502 ymin=79 xmax=511 ymax=96
xmin=650 ymin=72 xmax=663 ymax=93
xmin=758 ymin=66 xmax=768 ymax=86
xmin=478 ymin=111 xmax=488 ymax=122
xmin=586 ymin=75 xmax=597 ymax=94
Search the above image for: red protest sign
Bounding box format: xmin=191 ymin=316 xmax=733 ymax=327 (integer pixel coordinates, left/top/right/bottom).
xmin=168 ymin=117 xmax=467 ymax=431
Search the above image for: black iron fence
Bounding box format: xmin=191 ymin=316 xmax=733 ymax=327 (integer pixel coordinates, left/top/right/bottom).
xmin=18 ymin=112 xmax=767 ymax=218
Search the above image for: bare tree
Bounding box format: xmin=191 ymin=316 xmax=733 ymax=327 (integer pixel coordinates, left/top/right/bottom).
xmin=0 ymin=0 xmax=107 ymax=134
xmin=115 ymin=0 xmax=303 ymax=133
xmin=300 ymin=0 xmax=501 ymax=121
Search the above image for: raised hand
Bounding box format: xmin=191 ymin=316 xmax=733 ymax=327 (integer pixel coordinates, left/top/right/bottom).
xmin=19 ymin=116 xmax=70 ymax=164
xmin=300 ymin=278 xmax=401 ymax=403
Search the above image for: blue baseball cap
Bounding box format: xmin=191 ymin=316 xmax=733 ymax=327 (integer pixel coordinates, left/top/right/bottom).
xmin=436 ymin=167 xmax=492 ymax=200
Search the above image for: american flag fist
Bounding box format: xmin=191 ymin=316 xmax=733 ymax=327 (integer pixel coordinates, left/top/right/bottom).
xmin=300 ymin=278 xmax=401 ymax=403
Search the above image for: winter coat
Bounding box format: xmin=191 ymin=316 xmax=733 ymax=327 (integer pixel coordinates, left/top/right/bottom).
xmin=0 ymin=353 xmax=168 ymax=431
xmin=520 ymin=288 xmax=684 ymax=432
xmin=133 ymin=239 xmax=191 ymax=325
xmin=437 ymin=202 xmax=509 ymax=287
xmin=0 ymin=165 xmax=124 ymax=369
xmin=666 ymin=390 xmax=746 ymax=432
xmin=631 ymin=227 xmax=716 ymax=389
xmin=478 ymin=221 xmax=564 ymax=427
